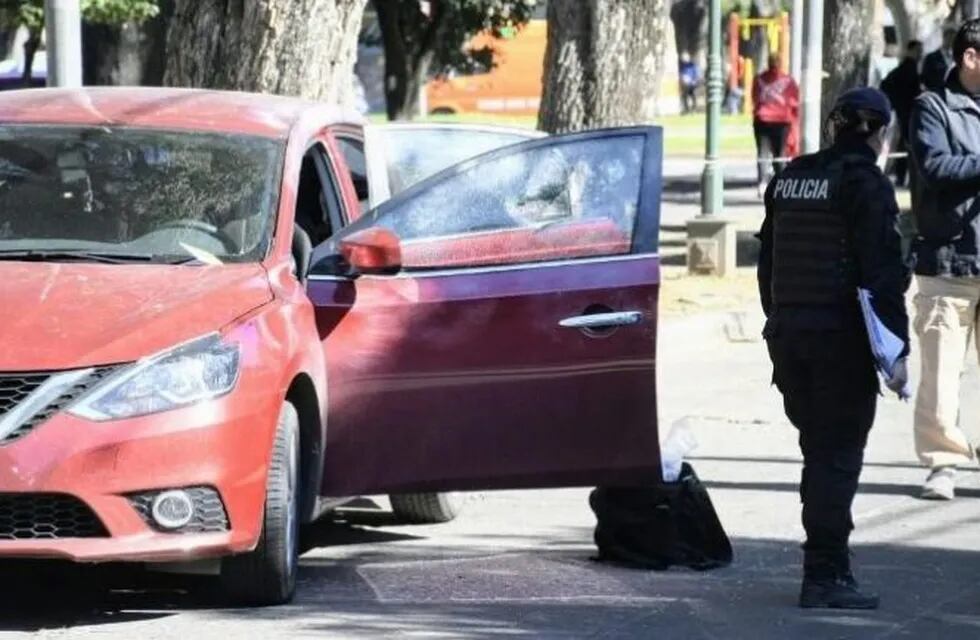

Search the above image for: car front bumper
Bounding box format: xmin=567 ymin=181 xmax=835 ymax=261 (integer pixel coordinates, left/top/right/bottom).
xmin=0 ymin=395 xmax=278 ymax=563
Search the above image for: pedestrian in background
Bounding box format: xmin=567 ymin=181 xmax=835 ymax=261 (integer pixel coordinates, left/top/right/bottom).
xmin=922 ymin=24 xmax=957 ymax=93
xmin=679 ymin=53 xmax=701 ymax=115
xmin=752 ymin=54 xmax=799 ymax=199
xmin=880 ymin=40 xmax=924 ymax=187
xmin=758 ymin=88 xmax=910 ymax=610
xmin=908 ymin=19 xmax=980 ymax=501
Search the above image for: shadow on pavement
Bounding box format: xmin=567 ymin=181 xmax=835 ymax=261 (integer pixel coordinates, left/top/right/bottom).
xmin=301 ymin=507 xmax=425 ymax=551
xmin=0 ymin=519 xmax=978 ymax=639
xmin=704 ymin=479 xmax=980 ymax=499
xmin=227 ymin=539 xmax=980 ymax=640
xmin=690 ymin=455 xmax=931 ymax=471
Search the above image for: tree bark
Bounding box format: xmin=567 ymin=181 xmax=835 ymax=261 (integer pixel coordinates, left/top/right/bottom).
xmin=821 ymin=0 xmax=874 ymax=140
xmin=83 ymin=23 xmax=122 ymax=86
xmin=670 ymin=0 xmax=705 ymax=61
xmin=141 ymin=0 xmax=176 ymax=86
xmin=21 ymin=30 xmax=42 ymax=87
xmin=373 ymin=0 xmax=447 ymax=120
xmin=164 ymin=0 xmax=367 ymax=105
xmin=538 ymin=0 xmax=670 ymax=134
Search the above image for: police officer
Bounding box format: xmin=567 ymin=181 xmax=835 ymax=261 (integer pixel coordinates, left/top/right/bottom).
xmin=757 ymin=88 xmax=911 ymax=610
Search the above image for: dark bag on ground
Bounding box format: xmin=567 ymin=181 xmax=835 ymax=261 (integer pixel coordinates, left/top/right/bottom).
xmin=589 ymin=463 xmax=732 ymax=570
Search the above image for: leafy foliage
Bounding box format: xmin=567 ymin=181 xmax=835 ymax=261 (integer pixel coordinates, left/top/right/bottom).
xmin=372 ymin=0 xmax=538 ymax=119
xmin=0 ymin=0 xmax=159 ymax=31
xmin=434 ymin=0 xmax=539 ymax=74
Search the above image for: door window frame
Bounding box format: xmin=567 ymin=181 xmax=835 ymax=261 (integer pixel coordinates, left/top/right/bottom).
xmin=311 ymin=126 xmax=662 ymax=279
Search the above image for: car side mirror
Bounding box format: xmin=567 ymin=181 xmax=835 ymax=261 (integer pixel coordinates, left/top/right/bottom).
xmin=339 ymin=227 xmax=402 ymax=275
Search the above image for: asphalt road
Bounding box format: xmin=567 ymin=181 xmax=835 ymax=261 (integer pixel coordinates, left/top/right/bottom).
xmin=1 ymin=306 xmax=979 ymax=640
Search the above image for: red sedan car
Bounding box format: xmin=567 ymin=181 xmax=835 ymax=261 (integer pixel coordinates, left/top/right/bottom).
xmin=0 ymin=88 xmax=663 ymax=605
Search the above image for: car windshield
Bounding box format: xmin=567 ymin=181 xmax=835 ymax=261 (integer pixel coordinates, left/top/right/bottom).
xmin=381 ymin=127 xmax=536 ymax=195
xmin=0 ymin=125 xmax=283 ymax=263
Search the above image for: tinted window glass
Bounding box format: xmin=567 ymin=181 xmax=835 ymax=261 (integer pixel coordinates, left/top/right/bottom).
xmin=381 ymin=128 xmax=534 ymax=195
xmin=0 ymin=125 xmax=282 ymax=262
xmin=334 ymin=135 xmax=644 ymax=270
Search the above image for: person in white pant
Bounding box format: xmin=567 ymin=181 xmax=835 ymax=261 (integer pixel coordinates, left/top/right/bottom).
xmin=908 ymin=19 xmax=980 ymax=500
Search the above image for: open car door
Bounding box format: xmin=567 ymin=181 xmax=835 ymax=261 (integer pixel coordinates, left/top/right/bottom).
xmin=310 ymin=127 xmax=663 ymax=497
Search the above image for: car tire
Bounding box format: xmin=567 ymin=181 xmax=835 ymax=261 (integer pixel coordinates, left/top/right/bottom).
xmin=389 ymin=492 xmax=464 ymax=524
xmin=220 ymin=402 xmax=301 ymax=606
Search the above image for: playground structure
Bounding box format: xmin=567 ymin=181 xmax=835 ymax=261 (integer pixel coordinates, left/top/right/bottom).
xmin=728 ymin=11 xmax=798 ymax=158
xmin=728 ymin=11 xmax=790 ymax=116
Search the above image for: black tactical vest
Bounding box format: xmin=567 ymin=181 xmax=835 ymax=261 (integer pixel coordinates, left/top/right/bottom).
xmin=770 ymin=157 xmax=858 ymax=307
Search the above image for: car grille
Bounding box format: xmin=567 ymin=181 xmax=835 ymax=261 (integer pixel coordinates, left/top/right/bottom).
xmin=0 ymin=367 xmax=118 ymax=446
xmin=128 ymin=487 xmax=230 ymax=533
xmin=0 ymin=493 xmax=108 ymax=540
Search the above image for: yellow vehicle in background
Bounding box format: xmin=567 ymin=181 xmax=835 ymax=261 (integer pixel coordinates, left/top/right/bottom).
xmin=425 ymin=19 xmax=546 ymax=117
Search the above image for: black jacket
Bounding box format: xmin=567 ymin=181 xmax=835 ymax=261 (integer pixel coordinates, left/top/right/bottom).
xmin=909 ymin=72 xmax=980 ymax=277
xmin=921 ymin=49 xmax=951 ymax=94
xmin=758 ymin=138 xmax=911 ymax=355
xmin=880 ymin=58 xmax=921 ymax=126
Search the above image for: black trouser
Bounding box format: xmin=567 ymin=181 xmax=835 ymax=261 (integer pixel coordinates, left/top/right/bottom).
xmin=766 ymin=325 xmax=878 ymax=578
xmin=753 ymin=121 xmax=790 ymax=185
xmin=892 ymin=118 xmax=910 ymax=186
xmin=681 ymin=85 xmax=697 ymax=114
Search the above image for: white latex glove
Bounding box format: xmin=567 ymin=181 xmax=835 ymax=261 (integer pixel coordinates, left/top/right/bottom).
xmin=886 ymin=357 xmax=909 ymax=396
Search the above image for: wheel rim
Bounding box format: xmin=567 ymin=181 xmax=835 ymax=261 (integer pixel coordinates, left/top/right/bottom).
xmin=284 ymin=425 xmax=299 ymax=577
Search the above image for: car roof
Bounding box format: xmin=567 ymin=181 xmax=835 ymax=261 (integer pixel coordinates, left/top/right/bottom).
xmin=0 ymin=87 xmax=364 ymax=138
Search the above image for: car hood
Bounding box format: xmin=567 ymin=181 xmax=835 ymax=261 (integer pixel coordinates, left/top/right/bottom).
xmin=0 ymin=262 xmax=273 ymax=371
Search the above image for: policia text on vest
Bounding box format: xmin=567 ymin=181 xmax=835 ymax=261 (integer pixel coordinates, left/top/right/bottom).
xmin=771 ymin=177 xmax=830 ymax=201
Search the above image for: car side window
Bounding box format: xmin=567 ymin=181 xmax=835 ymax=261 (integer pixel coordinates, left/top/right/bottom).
xmin=295 ymin=143 xmax=343 ymax=247
xmin=357 ymin=135 xmax=645 ymax=270
xmin=378 ymin=128 xmax=533 ymax=196
xmin=335 ymin=136 xmax=369 ymax=215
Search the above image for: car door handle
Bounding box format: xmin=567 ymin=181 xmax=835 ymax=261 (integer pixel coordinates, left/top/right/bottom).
xmin=559 ymin=311 xmax=644 ymax=329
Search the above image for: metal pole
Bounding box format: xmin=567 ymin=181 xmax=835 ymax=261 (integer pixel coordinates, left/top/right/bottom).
xmin=790 ymin=0 xmax=804 ymax=83
xmin=701 ymin=0 xmax=723 ymax=216
xmin=44 ymin=0 xmax=83 ymax=87
xmin=802 ymin=0 xmax=824 ymax=154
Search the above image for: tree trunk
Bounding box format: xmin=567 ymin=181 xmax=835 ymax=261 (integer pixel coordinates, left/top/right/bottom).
xmin=0 ymin=30 xmax=16 ymax=61
xmin=141 ymin=0 xmax=176 ymax=86
xmin=164 ymin=0 xmax=367 ymax=105
xmin=374 ymin=0 xmax=446 ymax=121
xmin=670 ymin=0 xmax=705 ymax=60
xmin=539 ymin=0 xmax=670 ymax=134
xmin=21 ymin=30 xmax=42 ymax=87
xmin=821 ymin=0 xmax=874 ymax=140
xmin=83 ymin=23 xmax=122 ymax=85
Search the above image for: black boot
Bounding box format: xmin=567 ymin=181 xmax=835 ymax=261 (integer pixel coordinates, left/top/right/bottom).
xmin=799 ymin=572 xmax=879 ymax=610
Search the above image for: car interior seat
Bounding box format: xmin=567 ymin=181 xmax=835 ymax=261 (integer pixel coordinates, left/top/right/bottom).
xmin=295 ymin=157 xmax=331 ymax=245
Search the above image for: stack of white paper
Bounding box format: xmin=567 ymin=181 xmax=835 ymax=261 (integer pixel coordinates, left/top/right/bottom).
xmin=858 ymin=288 xmax=910 ymax=400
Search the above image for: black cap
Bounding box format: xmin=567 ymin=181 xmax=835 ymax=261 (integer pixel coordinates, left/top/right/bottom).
xmin=831 ymin=87 xmax=892 ymax=123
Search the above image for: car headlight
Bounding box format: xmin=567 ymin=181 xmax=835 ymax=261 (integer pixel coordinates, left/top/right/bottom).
xmin=70 ymin=334 xmax=241 ymax=421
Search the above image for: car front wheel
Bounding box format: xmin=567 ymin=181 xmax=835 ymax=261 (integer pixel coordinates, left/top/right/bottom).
xmin=220 ymin=401 xmax=300 ymax=606
xmin=389 ymin=492 xmax=465 ymax=524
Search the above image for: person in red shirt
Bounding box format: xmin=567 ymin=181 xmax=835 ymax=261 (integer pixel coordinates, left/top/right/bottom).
xmin=753 ymin=54 xmax=800 ymax=197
